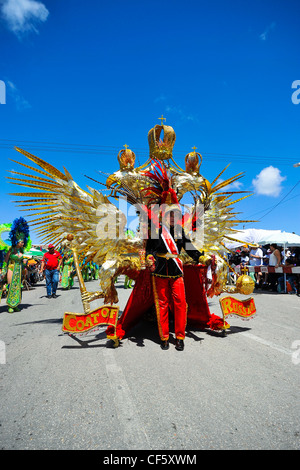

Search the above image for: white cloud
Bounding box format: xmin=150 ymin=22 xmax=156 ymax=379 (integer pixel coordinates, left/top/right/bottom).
xmin=154 ymin=93 xmax=167 ymax=103
xmin=259 ymin=22 xmax=276 ymax=41
xmin=252 ymin=166 xmax=286 ymax=197
xmin=165 ymin=104 xmax=198 ymax=123
xmin=7 ymin=80 xmax=31 ymax=110
xmin=0 ymin=0 xmax=49 ymax=35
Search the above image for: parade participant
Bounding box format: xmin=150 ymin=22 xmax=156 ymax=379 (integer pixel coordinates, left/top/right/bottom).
xmin=39 ymin=244 xmax=62 ymax=298
xmin=81 ymin=262 xmax=90 ymax=282
xmin=61 ymin=251 xmax=74 ymax=289
xmin=146 ymin=207 xmax=202 ymax=351
xmin=124 ymin=275 xmax=133 ymax=289
xmin=8 ymin=119 xmax=255 ymax=345
xmin=3 ymin=217 xmax=31 ymax=313
xmin=143 ymin=160 xmax=203 ymax=351
xmin=93 ymin=263 xmax=99 ymax=280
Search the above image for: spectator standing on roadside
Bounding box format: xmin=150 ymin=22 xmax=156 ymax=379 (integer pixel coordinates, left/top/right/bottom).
xmin=249 ymin=245 xmax=263 ymax=285
xmin=249 ymin=245 xmax=263 ymax=266
xmin=240 ymin=250 xmax=249 ymax=266
xmin=39 ymin=244 xmax=62 ymax=298
xmin=268 ymin=243 xmax=281 ymax=292
xmin=278 ymin=255 xmax=298 ymax=294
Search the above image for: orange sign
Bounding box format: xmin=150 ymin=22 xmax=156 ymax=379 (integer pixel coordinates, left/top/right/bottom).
xmin=62 ymin=305 xmax=119 ymax=334
xmin=219 ymin=296 xmax=256 ymax=320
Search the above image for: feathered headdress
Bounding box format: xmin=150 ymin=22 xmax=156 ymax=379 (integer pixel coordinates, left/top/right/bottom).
xmin=9 ymin=217 xmax=31 ymax=250
xmin=140 ymin=160 xmax=182 ymax=230
xmin=142 ymin=159 xmax=180 ymax=209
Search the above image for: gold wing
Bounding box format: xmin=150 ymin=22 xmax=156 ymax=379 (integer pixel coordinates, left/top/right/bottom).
xmin=180 ymin=164 xmax=257 ymax=296
xmin=8 ymin=147 xmax=143 ymax=304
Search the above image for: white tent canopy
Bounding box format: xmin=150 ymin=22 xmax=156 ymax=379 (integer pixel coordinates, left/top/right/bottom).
xmin=224 ymin=228 xmax=281 ymax=250
xmin=258 ymin=231 xmax=300 ymax=246
xmin=224 ymin=228 xmax=300 ymax=250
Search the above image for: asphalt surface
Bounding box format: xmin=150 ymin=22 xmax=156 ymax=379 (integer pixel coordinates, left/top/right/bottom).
xmin=0 ymin=276 xmax=299 ymax=451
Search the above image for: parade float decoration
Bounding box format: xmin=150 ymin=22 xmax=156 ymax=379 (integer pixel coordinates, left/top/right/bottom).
xmin=7 ymin=117 xmax=257 ymax=342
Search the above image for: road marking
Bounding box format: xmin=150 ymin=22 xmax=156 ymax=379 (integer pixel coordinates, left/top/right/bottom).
xmin=240 ymin=332 xmax=293 ymax=356
xmin=103 ymin=348 xmax=151 ymax=450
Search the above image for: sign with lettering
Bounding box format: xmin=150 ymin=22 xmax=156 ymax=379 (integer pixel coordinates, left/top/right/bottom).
xmin=219 ymin=296 xmax=256 ymax=320
xmin=62 ymin=305 xmax=119 ymax=334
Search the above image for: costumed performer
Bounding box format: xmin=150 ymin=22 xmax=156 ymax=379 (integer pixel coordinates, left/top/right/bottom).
xmin=61 ymin=251 xmax=74 ymax=289
xmin=124 ymin=275 xmax=133 ymax=289
xmin=3 ymin=217 xmax=31 ymax=313
xmin=146 ymin=202 xmax=203 ymax=351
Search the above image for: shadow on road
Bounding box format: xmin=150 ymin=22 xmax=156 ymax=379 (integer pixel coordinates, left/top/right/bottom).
xmin=61 ymin=329 xmax=108 ymax=349
xmin=0 ymin=303 xmax=37 ymax=314
xmin=60 ymin=319 xmax=253 ymax=350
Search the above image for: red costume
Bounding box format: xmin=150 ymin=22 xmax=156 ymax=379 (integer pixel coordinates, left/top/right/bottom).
xmin=146 ymin=223 xmax=201 ymax=343
xmin=106 ymin=264 xmax=220 ymax=342
xmin=152 ymin=276 xmax=186 ymax=341
xmin=106 ymin=160 xmax=226 ymax=348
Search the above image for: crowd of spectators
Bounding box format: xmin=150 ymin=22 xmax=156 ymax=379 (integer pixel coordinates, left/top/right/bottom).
xmin=228 ymin=244 xmax=300 ymax=295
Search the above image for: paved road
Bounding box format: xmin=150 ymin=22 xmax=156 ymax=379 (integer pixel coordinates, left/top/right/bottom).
xmin=0 ymin=276 xmax=299 ymax=450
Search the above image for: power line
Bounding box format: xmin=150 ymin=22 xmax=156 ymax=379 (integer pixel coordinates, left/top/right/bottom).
xmin=257 ymin=180 xmax=300 ymax=221
xmin=247 ymin=192 xmax=300 ymax=218
xmin=0 ymin=138 xmax=297 ymax=164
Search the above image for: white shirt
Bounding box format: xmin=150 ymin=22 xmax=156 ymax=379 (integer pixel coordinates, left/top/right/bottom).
xmin=249 ymin=248 xmax=263 ymax=266
xmin=269 ymin=252 xmax=278 ymax=266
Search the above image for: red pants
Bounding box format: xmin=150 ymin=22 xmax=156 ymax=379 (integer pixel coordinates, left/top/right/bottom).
xmin=152 ymin=275 xmax=187 ymax=341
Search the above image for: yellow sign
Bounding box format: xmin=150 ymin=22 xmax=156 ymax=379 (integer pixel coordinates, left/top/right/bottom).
xmin=62 ymin=305 xmax=119 ymax=334
xmin=219 ymin=296 xmax=256 ymax=320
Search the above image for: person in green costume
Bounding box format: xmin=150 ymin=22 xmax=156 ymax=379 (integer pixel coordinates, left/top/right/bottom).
xmin=124 ymin=275 xmax=133 ymax=289
xmin=93 ymin=263 xmax=99 ymax=280
xmin=123 ymin=229 xmax=135 ymax=289
xmin=61 ymin=252 xmax=74 ymax=289
xmin=2 ymin=218 xmax=31 ymax=313
xmin=90 ymin=262 xmax=96 ymax=280
xmin=81 ymin=261 xmax=90 ymax=282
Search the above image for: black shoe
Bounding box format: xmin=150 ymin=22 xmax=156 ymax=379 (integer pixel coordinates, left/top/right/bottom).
xmin=175 ymin=339 xmax=184 ymax=351
xmin=52 ymin=294 xmax=58 ymax=298
xmin=160 ymin=340 xmax=169 ymax=350
xmin=106 ymin=338 xmax=120 ymax=348
xmin=46 ymin=295 xmax=52 ymax=299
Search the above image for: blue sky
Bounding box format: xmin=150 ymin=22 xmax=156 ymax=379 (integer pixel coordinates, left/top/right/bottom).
xmin=0 ymin=0 xmax=300 ymax=244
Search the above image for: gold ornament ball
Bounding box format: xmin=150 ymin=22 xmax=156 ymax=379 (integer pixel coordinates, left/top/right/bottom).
xmin=199 ymin=255 xmax=211 ymax=266
xmin=236 ymin=275 xmax=255 ymax=295
xmin=66 ymin=234 xmax=74 ymax=241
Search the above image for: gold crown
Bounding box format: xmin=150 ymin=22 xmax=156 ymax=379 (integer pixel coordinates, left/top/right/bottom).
xmin=117 ymin=145 xmax=136 ymax=171
xmin=148 ymin=116 xmax=176 ymax=160
xmin=185 ymin=148 xmax=202 ymax=175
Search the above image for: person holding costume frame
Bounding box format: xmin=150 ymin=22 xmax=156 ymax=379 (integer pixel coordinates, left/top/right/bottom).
xmin=143 ymin=161 xmax=203 ymax=351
